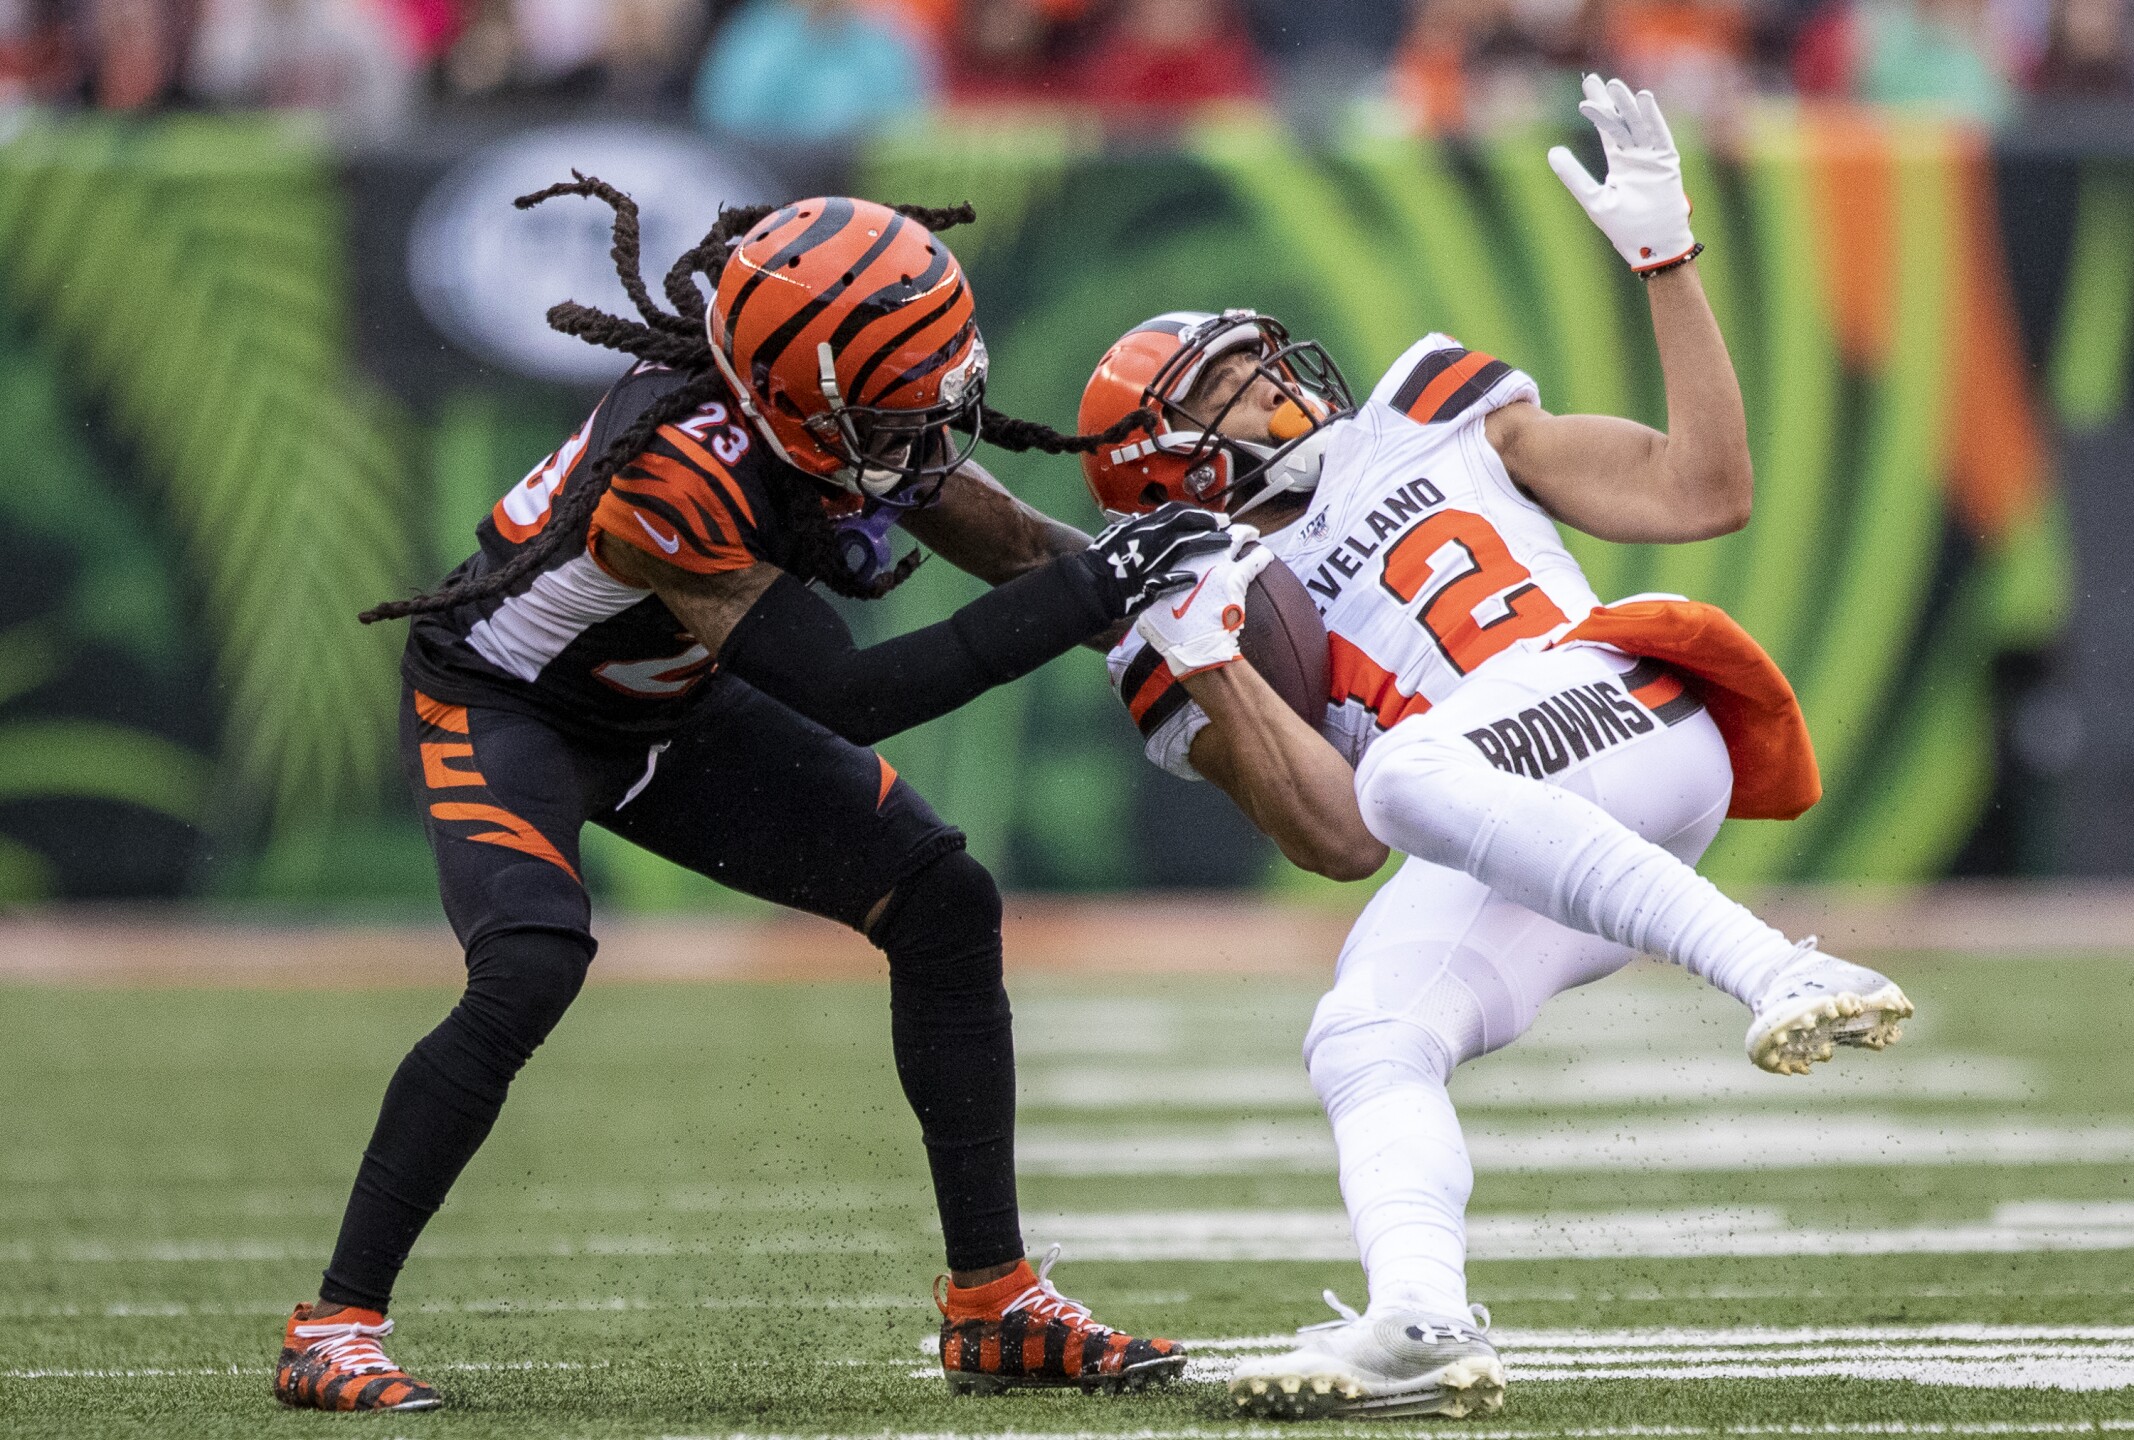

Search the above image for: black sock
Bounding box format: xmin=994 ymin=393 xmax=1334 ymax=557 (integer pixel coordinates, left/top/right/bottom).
xmin=318 ymin=930 xmax=592 ymax=1311
xmin=872 ymin=848 xmax=1024 ymax=1274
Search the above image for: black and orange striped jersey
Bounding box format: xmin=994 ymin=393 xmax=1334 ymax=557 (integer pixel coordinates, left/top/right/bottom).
xmin=403 ymin=362 xmax=802 ymax=738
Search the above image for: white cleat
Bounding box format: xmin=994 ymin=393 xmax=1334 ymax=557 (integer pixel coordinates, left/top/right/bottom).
xmin=1228 ymin=1292 xmax=1506 ymax=1420
xmin=1746 ymin=939 xmax=1914 ymax=1076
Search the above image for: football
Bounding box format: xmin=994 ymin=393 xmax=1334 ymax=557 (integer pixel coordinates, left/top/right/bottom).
xmin=1238 ymin=546 xmax=1330 ymax=727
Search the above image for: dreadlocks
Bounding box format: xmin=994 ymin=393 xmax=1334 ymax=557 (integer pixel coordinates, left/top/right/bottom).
xmin=361 ymin=179 xmax=1152 ymax=623
xmin=974 ymin=404 xmax=1155 ymax=456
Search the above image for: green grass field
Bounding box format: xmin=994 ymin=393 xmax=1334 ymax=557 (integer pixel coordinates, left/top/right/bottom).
xmin=4 ymin=953 xmax=2133 ymax=1439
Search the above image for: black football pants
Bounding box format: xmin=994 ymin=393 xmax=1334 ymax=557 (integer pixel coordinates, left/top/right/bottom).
xmin=318 ymin=677 xmax=1022 ymax=1311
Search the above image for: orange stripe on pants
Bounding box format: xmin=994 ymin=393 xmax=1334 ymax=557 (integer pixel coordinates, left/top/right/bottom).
xmin=412 ymin=691 xmax=470 ymax=734
xmin=419 ymin=742 xmax=487 ymax=789
xmin=428 ymin=802 xmax=581 ymax=882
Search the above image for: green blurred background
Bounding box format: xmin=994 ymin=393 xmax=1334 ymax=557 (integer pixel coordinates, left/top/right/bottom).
xmin=4 ymin=109 xmax=2130 ymax=912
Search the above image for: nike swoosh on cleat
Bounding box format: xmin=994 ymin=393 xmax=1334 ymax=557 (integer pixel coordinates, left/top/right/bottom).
xmin=634 ymin=511 xmax=682 ymax=554
xmin=1171 ymin=569 xmax=1216 ymax=619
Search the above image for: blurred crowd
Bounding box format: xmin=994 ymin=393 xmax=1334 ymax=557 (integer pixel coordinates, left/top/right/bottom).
xmin=0 ymin=0 xmax=2127 ymax=145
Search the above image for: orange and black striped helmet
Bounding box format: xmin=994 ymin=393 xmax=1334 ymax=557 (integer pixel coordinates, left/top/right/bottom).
xmin=1080 ymin=310 xmax=1353 ymax=518
xmin=707 ymin=197 xmax=986 ymax=497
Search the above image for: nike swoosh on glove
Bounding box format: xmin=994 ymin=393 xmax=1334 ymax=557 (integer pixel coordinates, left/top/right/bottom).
xmin=1133 ymin=530 xmax=1275 ymax=678
xmin=1547 ymin=74 xmax=1696 ymax=272
xmin=1081 ymin=502 xmax=1235 ymax=619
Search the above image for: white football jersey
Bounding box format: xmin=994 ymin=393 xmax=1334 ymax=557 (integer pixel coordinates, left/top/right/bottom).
xmin=1110 ymin=334 xmax=1603 ymax=779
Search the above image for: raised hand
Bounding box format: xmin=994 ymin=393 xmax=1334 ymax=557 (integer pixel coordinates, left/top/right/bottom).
xmin=1547 ymin=75 xmax=1698 ymax=274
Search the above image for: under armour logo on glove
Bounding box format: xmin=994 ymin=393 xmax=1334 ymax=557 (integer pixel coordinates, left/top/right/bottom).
xmin=1083 ymin=503 xmax=1233 ymax=620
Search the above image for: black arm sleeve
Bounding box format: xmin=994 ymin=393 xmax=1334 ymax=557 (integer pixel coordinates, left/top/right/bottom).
xmin=717 ymin=556 xmax=1113 ymax=746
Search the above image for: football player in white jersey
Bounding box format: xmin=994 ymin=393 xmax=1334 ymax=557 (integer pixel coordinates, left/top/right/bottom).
xmin=1082 ymin=77 xmax=1915 ymax=1420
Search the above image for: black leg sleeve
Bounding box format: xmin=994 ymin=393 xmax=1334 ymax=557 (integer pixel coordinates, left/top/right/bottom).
xmin=869 ymin=849 xmax=1023 ymax=1273
xmin=319 ymin=929 xmax=593 ymax=1311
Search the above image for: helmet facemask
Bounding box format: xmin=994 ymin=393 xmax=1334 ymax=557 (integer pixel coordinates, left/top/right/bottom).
xmin=1143 ymin=313 xmax=1353 ymax=518
xmin=809 ymin=334 xmax=988 ymax=498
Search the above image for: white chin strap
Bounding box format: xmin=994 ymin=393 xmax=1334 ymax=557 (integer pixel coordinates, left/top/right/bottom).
xmin=819 ymin=341 xmax=897 ymax=496
xmin=1228 ymin=427 xmax=1331 ymax=518
xmin=702 ymin=327 xmax=884 ymax=496
xmin=705 ymin=340 xmax=860 ymax=489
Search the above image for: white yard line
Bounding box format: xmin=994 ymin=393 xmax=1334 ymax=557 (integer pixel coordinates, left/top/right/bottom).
xmin=1474 ymin=1281 xmax=2134 ymax=1302
xmin=1173 ymin=1355 xmax=2134 ymax=1390
xmin=1020 ymin=1054 xmax=2036 ymax=1111
xmin=15 ymin=1283 xmax=2134 ymax=1322
xmin=939 ymin=1351 xmax=2134 ymax=1391
xmin=1018 ymin=1118 xmax=2134 ymax=1175
xmin=14 ymin=1201 xmax=2134 ymax=1268
xmin=1079 ymin=1326 xmax=2134 ymax=1357
xmin=1025 ymin=1203 xmax=2134 ymax=1261
xmin=1502 ymin=1359 xmax=2134 ymax=1388
xmin=1499 ymin=1324 xmax=2134 ymax=1346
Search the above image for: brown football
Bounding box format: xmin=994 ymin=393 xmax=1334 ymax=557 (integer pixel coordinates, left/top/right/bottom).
xmin=1238 ymin=547 xmax=1330 ymax=727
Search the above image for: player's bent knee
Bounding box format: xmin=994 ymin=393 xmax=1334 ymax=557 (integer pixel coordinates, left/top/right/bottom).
xmin=1305 ymin=1016 xmax=1457 ymax=1118
xmin=459 ymin=928 xmax=595 ymax=1063
xmin=870 ymin=847 xmax=1003 ymax=987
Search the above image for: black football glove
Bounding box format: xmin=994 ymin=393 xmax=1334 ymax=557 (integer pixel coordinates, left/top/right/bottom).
xmin=1078 ymin=503 xmax=1233 ymax=619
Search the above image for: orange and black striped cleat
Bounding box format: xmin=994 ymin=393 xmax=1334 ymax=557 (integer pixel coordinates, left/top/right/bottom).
xmin=937 ymin=1245 xmax=1187 ymax=1395
xmin=273 ymin=1303 xmax=442 ymax=1412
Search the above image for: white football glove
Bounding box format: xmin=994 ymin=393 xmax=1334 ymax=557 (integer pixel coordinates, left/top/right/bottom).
xmin=1133 ymin=528 xmax=1275 ymax=678
xmin=1547 ymin=74 xmax=1697 ymax=273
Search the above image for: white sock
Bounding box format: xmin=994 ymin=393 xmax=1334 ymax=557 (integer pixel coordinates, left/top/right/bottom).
xmin=1358 ymin=741 xmax=1799 ymax=1006
xmin=1309 ymin=1023 xmax=1472 ymax=1320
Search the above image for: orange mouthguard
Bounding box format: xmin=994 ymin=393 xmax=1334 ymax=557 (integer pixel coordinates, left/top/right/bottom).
xmin=1269 ymin=398 xmax=1321 ymax=441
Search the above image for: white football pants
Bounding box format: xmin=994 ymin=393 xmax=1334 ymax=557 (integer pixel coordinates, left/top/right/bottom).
xmin=1308 ymin=643 xmax=1798 ymax=1320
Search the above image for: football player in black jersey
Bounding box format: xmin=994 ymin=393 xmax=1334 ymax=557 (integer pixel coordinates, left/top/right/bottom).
xmin=272 ymin=187 xmax=1219 ymax=1412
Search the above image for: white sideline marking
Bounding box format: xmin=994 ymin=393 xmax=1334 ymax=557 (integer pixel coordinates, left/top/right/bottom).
xmin=18 ymin=1281 xmax=2134 ymax=1320
xmin=1170 ymin=1323 xmax=2134 ymax=1391
xmin=16 ymin=1203 xmax=2134 ymax=1267
xmin=1227 ymin=1355 xmax=2134 ymax=1391
xmin=1514 ymin=1360 xmax=2134 ymax=1387
xmin=1027 ymin=1202 xmax=2134 ymax=1261
xmin=1064 ymin=1324 xmax=2134 ymax=1356
xmin=1021 ymin=1054 xmax=2035 ymax=1111
xmin=1452 ymin=1052 xmax=2036 ymax=1106
xmin=1506 ymin=1324 xmax=2134 ymax=1345
xmin=1018 ymin=1117 xmax=2134 ymax=1175
xmin=6 ymin=1366 xmax=251 ymax=1379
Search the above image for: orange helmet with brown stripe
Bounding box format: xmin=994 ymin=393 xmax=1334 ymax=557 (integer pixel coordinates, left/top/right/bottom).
xmin=1079 ymin=309 xmax=1353 ymax=518
xmin=707 ymin=197 xmax=987 ymax=497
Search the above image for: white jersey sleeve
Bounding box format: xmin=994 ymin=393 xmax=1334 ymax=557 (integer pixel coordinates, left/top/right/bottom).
xmin=1107 ymin=629 xmax=1210 ymax=782
xmin=1368 ymin=333 xmax=1539 ymax=425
